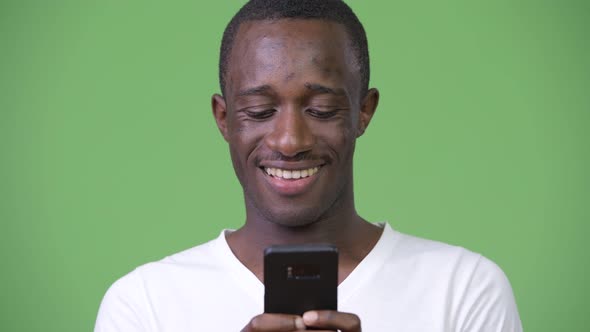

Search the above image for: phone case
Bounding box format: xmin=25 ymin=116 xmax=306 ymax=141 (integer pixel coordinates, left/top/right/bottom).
xmin=264 ymin=244 xmax=338 ymax=316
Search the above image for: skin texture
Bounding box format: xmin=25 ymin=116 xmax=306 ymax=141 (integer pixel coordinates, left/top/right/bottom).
xmin=212 ymin=19 xmax=380 ymax=331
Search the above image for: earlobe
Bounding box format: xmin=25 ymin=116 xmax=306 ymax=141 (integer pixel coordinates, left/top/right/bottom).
xmin=357 ymin=88 xmax=379 ymax=137
xmin=212 ymin=94 xmax=229 ymax=142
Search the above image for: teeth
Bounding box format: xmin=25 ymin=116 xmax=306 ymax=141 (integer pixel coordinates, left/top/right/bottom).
xmin=264 ymin=167 xmax=319 ymax=180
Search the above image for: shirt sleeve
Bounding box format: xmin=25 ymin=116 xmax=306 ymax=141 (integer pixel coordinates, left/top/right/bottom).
xmin=94 ymin=269 xmax=154 ymax=332
xmin=457 ymin=255 xmax=523 ymax=332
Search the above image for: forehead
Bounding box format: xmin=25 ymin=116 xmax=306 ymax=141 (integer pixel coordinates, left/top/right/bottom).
xmin=225 ymin=19 xmax=360 ymax=98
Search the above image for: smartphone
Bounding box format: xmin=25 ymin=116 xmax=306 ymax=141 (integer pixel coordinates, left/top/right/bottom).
xmin=264 ymin=244 xmax=338 ymax=316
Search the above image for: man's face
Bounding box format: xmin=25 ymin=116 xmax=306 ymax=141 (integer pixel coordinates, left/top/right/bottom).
xmin=213 ymin=19 xmax=376 ymax=227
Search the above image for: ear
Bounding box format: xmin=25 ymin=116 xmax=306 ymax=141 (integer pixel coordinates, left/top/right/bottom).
xmin=212 ymin=94 xmax=230 ymax=142
xmin=357 ymin=88 xmax=379 ymax=137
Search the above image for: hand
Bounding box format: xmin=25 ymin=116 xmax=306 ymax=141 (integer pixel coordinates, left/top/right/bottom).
xmin=302 ymin=310 xmax=361 ymax=331
xmin=241 ymin=310 xmax=361 ymax=331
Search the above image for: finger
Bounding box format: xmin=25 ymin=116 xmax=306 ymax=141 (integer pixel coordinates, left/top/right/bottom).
xmin=242 ymin=313 xmax=306 ymax=332
xmin=302 ymin=310 xmax=361 ymax=332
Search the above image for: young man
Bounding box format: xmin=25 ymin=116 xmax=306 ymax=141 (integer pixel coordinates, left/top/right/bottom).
xmin=95 ymin=1 xmax=522 ymax=331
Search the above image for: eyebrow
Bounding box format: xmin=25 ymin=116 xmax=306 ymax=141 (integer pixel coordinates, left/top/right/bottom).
xmin=237 ymin=85 xmax=272 ymax=97
xmin=304 ymin=83 xmax=346 ymax=96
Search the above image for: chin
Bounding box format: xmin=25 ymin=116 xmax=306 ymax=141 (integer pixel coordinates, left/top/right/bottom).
xmin=261 ymin=206 xmax=324 ymax=228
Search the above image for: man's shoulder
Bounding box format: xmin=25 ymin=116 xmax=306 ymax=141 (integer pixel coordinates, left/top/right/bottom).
xmin=387 ymin=225 xmax=514 ymax=297
xmin=104 ymin=232 xmax=228 ymax=292
xmin=384 ymin=224 xmax=482 ymax=264
xmin=136 ymin=231 xmax=229 ymax=278
xmin=95 ymin=231 xmax=261 ymax=331
xmin=159 ymin=233 xmax=224 ymax=265
xmin=383 ymin=224 xmax=508 ymax=284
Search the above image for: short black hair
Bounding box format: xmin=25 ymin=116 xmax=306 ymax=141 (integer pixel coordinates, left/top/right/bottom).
xmin=219 ymin=0 xmax=370 ymax=97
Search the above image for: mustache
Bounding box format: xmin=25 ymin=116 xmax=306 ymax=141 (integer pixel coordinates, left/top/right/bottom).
xmin=257 ymin=151 xmax=322 ymax=163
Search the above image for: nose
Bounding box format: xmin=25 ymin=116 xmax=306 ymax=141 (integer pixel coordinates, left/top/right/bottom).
xmin=264 ymin=107 xmax=315 ymax=157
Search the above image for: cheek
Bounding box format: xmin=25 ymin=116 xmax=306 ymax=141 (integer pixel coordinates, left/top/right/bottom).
xmin=228 ymin=112 xmax=268 ymax=141
xmin=228 ymin=137 xmax=260 ymax=192
xmin=310 ymin=119 xmax=356 ymax=152
xmin=228 ymin=143 xmax=246 ymax=182
xmin=228 ymin=118 xmax=269 ymax=167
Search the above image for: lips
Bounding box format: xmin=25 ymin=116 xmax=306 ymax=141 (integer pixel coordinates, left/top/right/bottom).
xmin=259 ymin=164 xmax=323 ymax=196
xmin=264 ymin=166 xmax=320 ymax=179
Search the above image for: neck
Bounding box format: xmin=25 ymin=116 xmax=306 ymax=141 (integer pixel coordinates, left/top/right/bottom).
xmin=226 ymin=199 xmax=382 ymax=283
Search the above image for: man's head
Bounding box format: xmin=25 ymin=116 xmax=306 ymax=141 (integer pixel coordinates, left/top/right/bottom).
xmin=219 ymin=0 xmax=370 ymax=99
xmin=212 ymin=0 xmax=378 ymax=228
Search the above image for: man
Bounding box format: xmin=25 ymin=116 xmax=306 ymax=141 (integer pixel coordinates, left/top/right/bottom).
xmin=95 ymin=0 xmax=522 ymax=331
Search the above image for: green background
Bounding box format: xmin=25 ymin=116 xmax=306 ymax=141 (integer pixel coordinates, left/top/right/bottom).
xmin=1 ymin=0 xmax=588 ymax=331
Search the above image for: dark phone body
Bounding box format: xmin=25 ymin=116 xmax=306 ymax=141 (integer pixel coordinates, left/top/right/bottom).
xmin=264 ymin=244 xmax=338 ymax=316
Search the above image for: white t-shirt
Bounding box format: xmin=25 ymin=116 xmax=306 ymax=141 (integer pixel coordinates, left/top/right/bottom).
xmin=95 ymin=223 xmax=522 ymax=331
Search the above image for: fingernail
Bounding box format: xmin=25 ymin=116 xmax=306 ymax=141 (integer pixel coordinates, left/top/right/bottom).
xmin=295 ymin=317 xmax=306 ymax=330
xmin=303 ymin=311 xmax=318 ymax=324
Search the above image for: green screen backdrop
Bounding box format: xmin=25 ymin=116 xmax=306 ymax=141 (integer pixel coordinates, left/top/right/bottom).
xmin=1 ymin=1 xmax=588 ymax=331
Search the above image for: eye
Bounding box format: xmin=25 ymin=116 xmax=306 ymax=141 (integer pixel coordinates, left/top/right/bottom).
xmin=306 ymin=108 xmax=339 ymax=119
xmin=244 ymin=109 xmax=276 ymax=120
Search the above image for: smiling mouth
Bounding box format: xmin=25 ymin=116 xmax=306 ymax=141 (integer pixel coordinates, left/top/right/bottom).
xmin=263 ymin=167 xmax=320 ymax=180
